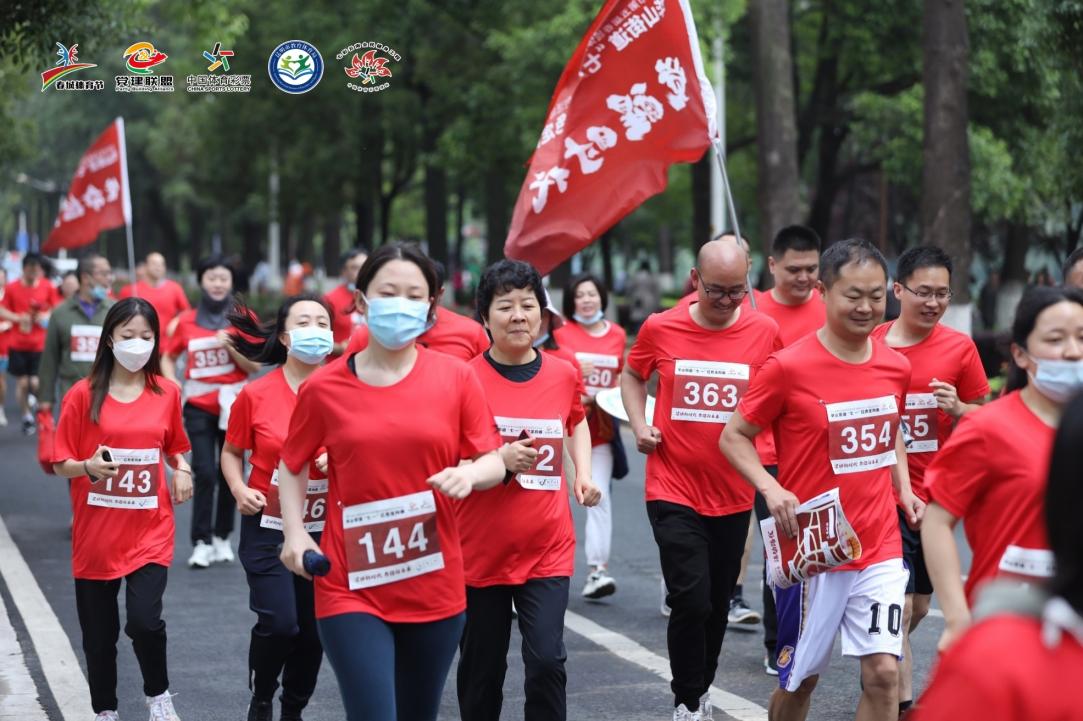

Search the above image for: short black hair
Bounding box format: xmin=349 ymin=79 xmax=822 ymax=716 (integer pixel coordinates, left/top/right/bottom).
xmin=196 ymin=254 xmax=234 ymax=284
xmin=339 ymin=247 xmax=367 ymax=270
xmin=563 ymin=273 xmax=608 ymax=319
xmin=1064 ymin=247 xmax=1083 ymax=284
xmin=476 ymin=260 xmax=546 ymax=326
xmin=77 ymin=253 xmax=105 ymax=281
xmin=819 ymin=238 xmax=888 ymax=289
xmin=22 ymin=252 xmax=44 ymax=269
xmin=771 ymin=225 xmax=822 ymax=257
xmin=896 ymin=245 xmax=953 ymax=285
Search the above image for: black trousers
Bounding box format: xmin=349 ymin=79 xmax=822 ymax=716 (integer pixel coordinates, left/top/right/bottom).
xmin=754 ymin=489 xmax=779 ymax=655
xmin=183 ymin=403 xmax=235 ymax=544
xmin=74 ymin=564 xmax=169 ymax=713
xmin=238 ymin=513 xmax=323 ymax=711
xmin=647 ymin=501 xmax=749 ymax=709
xmin=457 ymin=577 xmax=570 ymax=721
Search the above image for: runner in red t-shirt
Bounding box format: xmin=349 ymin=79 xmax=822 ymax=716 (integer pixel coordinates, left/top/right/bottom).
xmin=323 ymin=247 xmax=368 ymax=355
xmin=118 ymin=252 xmax=191 ymax=329
xmin=554 ymin=273 xmax=627 ymax=600
xmin=0 ymin=267 xmax=11 ymax=427
xmin=51 ymin=297 xmax=193 ymax=721
xmin=922 ymin=285 xmax=1083 ymax=653
xmin=868 ymin=246 xmax=990 ymax=710
xmin=722 ymin=238 xmax=922 ymax=721
xmin=162 ymin=256 xmax=260 ymax=569
xmin=277 ymin=243 xmax=505 ymax=721
xmin=910 ymin=392 xmax=1083 ymax=721
xmin=220 ymin=294 xmax=333 ymax=720
xmin=622 ymin=239 xmax=781 ymax=719
xmin=455 ymin=260 xmax=599 ymax=721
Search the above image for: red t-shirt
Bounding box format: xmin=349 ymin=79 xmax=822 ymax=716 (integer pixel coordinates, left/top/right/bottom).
xmin=53 ymin=379 xmax=190 ymax=580
xmin=871 ymin=321 xmax=990 ymax=503
xmin=165 ymin=310 xmax=251 ymax=414
xmin=910 ymin=612 xmax=1083 ymax=721
xmin=457 ymin=353 xmax=586 ymax=586
xmin=119 ymin=279 xmax=190 ymax=326
xmin=925 ymin=391 xmax=1054 ymax=604
xmin=626 ymin=305 xmax=781 ymax=516
xmin=554 ymin=320 xmax=627 ymax=446
xmin=738 ymin=334 xmax=911 ymax=569
xmin=1 ymin=277 xmax=61 ymax=352
xmin=324 ymin=284 xmax=360 ymax=345
xmin=280 ymin=348 xmax=501 ymax=622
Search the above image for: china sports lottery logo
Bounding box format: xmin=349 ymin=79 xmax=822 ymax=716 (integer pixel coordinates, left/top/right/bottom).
xmin=268 ymin=40 xmax=323 ymax=94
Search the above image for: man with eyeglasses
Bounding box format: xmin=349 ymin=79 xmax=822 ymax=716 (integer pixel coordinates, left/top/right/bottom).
xmin=869 ymin=245 xmax=988 ymax=715
xmin=621 ymin=239 xmax=781 ymax=720
xmin=38 ymin=254 xmax=116 ymax=416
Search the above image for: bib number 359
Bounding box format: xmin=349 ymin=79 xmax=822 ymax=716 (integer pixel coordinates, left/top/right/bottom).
xmin=342 ymin=490 xmax=444 ymax=590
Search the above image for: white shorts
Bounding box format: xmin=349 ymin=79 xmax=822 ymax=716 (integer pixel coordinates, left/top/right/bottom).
xmin=773 ymin=558 xmax=909 ymax=692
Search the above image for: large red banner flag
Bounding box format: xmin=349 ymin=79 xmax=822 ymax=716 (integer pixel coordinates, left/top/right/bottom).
xmin=43 ymin=117 xmax=132 ymax=252
xmin=505 ymin=0 xmax=717 ymax=274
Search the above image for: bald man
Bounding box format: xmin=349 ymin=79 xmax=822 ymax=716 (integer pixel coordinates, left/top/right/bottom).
xmin=119 ymin=252 xmax=190 ymax=329
xmin=621 ymin=240 xmax=781 ymax=719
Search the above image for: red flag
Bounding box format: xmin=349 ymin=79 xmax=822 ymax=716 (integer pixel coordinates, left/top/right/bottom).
xmin=43 ymin=118 xmax=132 ymax=252
xmin=505 ymin=0 xmax=717 ymax=275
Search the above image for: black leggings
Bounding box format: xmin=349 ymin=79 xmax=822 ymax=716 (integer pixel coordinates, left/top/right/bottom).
xmin=183 ymin=403 xmax=235 ymax=544
xmin=75 ymin=564 xmax=169 ymax=713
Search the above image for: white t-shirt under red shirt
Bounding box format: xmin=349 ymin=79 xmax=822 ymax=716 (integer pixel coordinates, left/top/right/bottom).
xmin=165 ymin=310 xmax=250 ymax=414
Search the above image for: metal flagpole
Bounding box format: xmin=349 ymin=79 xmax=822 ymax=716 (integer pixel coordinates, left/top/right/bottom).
xmin=711 ymin=138 xmax=756 ymax=309
xmin=116 ymin=116 xmax=137 ymax=297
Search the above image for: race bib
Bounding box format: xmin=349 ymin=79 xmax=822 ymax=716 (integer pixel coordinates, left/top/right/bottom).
xmin=187 ymin=336 xmax=235 ymax=380
xmin=998 ymin=545 xmax=1055 ymax=580
xmin=574 ymin=352 xmax=620 ymax=397
xmin=495 ymin=416 xmax=564 ymax=491
xmin=342 ymin=490 xmax=444 ymax=590
xmin=70 ymin=324 xmax=102 ymax=363
xmin=670 ymin=360 xmax=749 ymax=423
xmin=901 ymin=393 xmax=939 ymax=453
xmin=825 ymin=395 xmax=899 ymax=474
xmin=260 ymin=470 xmax=329 ymax=533
xmin=87 ymin=448 xmax=160 ymax=510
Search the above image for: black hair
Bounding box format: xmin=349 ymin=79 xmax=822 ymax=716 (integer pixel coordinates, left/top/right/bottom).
xmin=1046 ymin=391 xmax=1083 ymax=614
xmin=896 ymin=246 xmax=953 ymax=285
xmin=339 ymin=247 xmax=367 ymax=271
xmin=88 ymin=298 xmax=164 ymax=424
xmin=77 ymin=253 xmax=105 ymax=282
xmin=354 ymin=242 xmax=439 ymax=320
xmin=476 ymin=260 xmax=546 ymax=326
xmin=433 ymin=260 xmax=447 ymax=290
xmin=563 ymin=272 xmax=609 ymax=319
xmin=819 ymin=238 xmax=888 ymax=289
xmin=1006 ymin=286 xmax=1083 ymax=392
xmin=771 ymin=225 xmax=822 ymax=257
xmin=1064 ymin=247 xmax=1083 ymax=285
xmin=229 ymin=293 xmax=332 ymax=366
xmin=196 ymin=254 xmax=234 ymax=285
xmin=22 ymin=252 xmax=44 ymax=269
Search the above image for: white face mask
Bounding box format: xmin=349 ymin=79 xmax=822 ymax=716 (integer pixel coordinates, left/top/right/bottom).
xmin=112 ymin=338 xmax=154 ymax=372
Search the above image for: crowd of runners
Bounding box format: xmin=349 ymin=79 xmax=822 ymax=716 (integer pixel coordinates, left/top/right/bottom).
xmin=2 ymin=235 xmax=1082 ymax=721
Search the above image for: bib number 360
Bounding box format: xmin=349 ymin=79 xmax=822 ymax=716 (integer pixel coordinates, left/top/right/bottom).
xmin=342 ymin=490 xmax=444 ymax=590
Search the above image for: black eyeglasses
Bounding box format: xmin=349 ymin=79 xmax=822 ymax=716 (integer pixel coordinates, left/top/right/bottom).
xmin=901 ymin=283 xmax=952 ymax=302
xmin=701 ymin=285 xmax=748 ymax=302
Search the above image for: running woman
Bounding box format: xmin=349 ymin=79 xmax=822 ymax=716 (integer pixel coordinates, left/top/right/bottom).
xmin=52 ymin=297 xmax=193 ymax=721
xmin=456 ymin=260 xmax=600 ymax=721
xmin=277 ymin=243 xmax=505 ymax=721
xmin=869 ymin=246 xmax=989 ymax=712
xmin=323 ymin=248 xmax=367 ymax=356
xmin=623 ymin=239 xmax=781 ymax=720
xmin=554 ymin=272 xmax=627 ymax=600
xmin=221 ymin=294 xmax=334 ymax=721
xmin=162 ymin=255 xmax=259 ymax=568
xmin=922 ymin=285 xmax=1083 ymax=651
xmin=722 ymin=238 xmax=923 ymax=721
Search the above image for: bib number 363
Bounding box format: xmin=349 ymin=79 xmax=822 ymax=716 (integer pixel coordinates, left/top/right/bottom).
xmin=826 ymin=396 xmax=899 ymax=474
xmin=670 ymin=360 xmax=749 ymax=423
xmin=342 ymin=490 xmax=444 ymax=590
xmin=87 ymin=448 xmax=160 ymax=510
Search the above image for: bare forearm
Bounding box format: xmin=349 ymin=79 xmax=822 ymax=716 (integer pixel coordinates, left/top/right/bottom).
xmin=569 ymin=419 xmax=591 ymax=479
xmin=922 ymin=504 xmax=969 ymax=624
xmin=220 ymin=447 xmax=247 ymax=494
xmin=620 ymin=371 xmax=648 ymax=432
xmin=892 ymin=430 xmax=914 ymax=496
xmin=53 ymin=459 xmax=88 ymax=478
xmin=466 ymin=451 xmax=505 ymax=491
xmin=720 ymin=425 xmax=777 ymax=495
xmin=276 ymin=460 xmax=310 ymax=538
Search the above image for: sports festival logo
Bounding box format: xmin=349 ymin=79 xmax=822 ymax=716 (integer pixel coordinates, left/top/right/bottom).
xmin=268 ymin=40 xmax=323 ymax=94
xmin=187 ymin=43 xmax=252 ymax=93
xmin=117 ymin=42 xmax=174 ymax=92
xmin=41 ymin=42 xmax=103 ymax=92
xmin=338 ymin=41 xmax=400 ymax=93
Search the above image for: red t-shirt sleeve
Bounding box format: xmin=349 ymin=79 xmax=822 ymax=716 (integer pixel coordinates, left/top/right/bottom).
xmin=925 ymin=414 xmax=988 ymax=518
xmin=737 ymin=354 xmax=787 ymax=430
xmin=0 ymin=288 xmax=15 ymax=312
xmin=119 ymin=285 xmax=134 ymax=299
xmin=472 ymin=323 xmax=490 ymax=358
xmin=957 ymin=343 xmax=991 ymax=402
xmin=280 ymin=379 xmax=326 ymax=474
xmin=174 ymin=283 xmax=191 ymax=313
xmin=225 ymin=386 xmax=254 ymax=451
xmin=567 ymin=372 xmax=587 ymax=433
xmin=165 ymin=318 xmax=186 ymax=358
xmin=625 ymin=315 xmax=657 ymax=379
xmin=53 ymin=383 xmax=89 ymax=464
xmin=456 ymin=366 xmax=500 ymax=460
xmin=163 ymin=386 xmax=191 ymax=456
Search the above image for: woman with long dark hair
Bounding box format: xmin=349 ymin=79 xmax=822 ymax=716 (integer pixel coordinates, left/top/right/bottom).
xmin=923 ymin=286 xmax=1083 ymax=650
xmin=52 ymin=297 xmax=193 ymax=721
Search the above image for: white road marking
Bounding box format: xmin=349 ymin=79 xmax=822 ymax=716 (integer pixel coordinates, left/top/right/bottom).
xmin=0 ymin=513 xmax=90 ymax=720
xmin=565 ymin=610 xmax=768 ymax=721
xmin=0 ymin=587 xmax=49 ymax=719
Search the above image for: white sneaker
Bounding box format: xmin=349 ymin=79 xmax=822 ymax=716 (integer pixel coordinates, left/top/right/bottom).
xmin=673 ymin=704 xmax=702 ymax=721
xmin=95 ymin=712 xmax=119 ymax=721
xmin=187 ymin=541 xmax=213 ymax=569
xmin=699 ymin=692 xmax=713 ymax=721
xmin=0 ymin=408 xmax=7 ymax=426
xmin=582 ymin=569 xmax=617 ymax=599
xmin=146 ymin=692 xmax=180 ymax=721
xmin=211 ymin=535 xmax=234 ymax=563
xmin=660 ymin=577 xmax=671 ymax=617
xmin=28 ymin=393 xmax=37 ymax=409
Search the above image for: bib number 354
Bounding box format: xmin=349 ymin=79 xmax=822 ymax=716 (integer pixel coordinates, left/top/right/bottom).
xmin=825 ymin=396 xmax=899 ymax=474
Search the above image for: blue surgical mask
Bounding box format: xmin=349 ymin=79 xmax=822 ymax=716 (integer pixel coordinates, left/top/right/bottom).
xmin=1028 ymin=355 xmax=1083 ymax=403
xmin=287 ymin=327 xmax=334 ymax=365
xmin=532 ymin=332 xmax=550 ymax=348
xmin=91 ymin=285 xmax=108 ymax=302
xmin=347 ymin=282 xmax=356 ymax=292
xmin=574 ymin=310 xmax=604 ymax=325
xmin=364 ymin=296 xmax=430 ymax=350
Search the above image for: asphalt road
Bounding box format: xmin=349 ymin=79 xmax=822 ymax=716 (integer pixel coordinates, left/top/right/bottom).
xmin=0 ymin=397 xmax=971 ymax=721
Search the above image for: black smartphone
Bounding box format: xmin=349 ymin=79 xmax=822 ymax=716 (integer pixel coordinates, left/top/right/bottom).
xmin=101 ymin=449 xmax=113 ymax=463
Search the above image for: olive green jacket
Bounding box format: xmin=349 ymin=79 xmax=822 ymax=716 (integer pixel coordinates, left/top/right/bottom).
xmin=39 ymin=295 xmax=114 ymax=405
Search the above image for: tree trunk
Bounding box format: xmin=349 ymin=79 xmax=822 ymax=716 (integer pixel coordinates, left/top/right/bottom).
xmin=749 ymin=0 xmax=802 ymax=252
xmin=424 ymin=162 xmax=449 ymax=267
xmin=922 ymin=0 xmax=972 ymax=302
xmin=691 ymin=154 xmax=711 ymax=251
xmin=484 ymin=166 xmax=510 ymax=266
xmin=355 ymin=105 xmax=382 ymax=250
xmin=323 ymin=212 xmax=342 ymax=276
xmin=241 ymin=220 xmax=262 ymax=271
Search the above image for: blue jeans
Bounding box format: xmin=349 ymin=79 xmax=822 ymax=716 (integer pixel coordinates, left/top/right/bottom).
xmin=317 ymin=611 xmax=465 ymax=721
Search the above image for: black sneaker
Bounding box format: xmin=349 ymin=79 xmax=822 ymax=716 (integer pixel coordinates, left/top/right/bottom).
xmin=247 ymin=698 xmax=273 ymax=721
xmin=21 ymin=417 xmax=35 ymax=436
